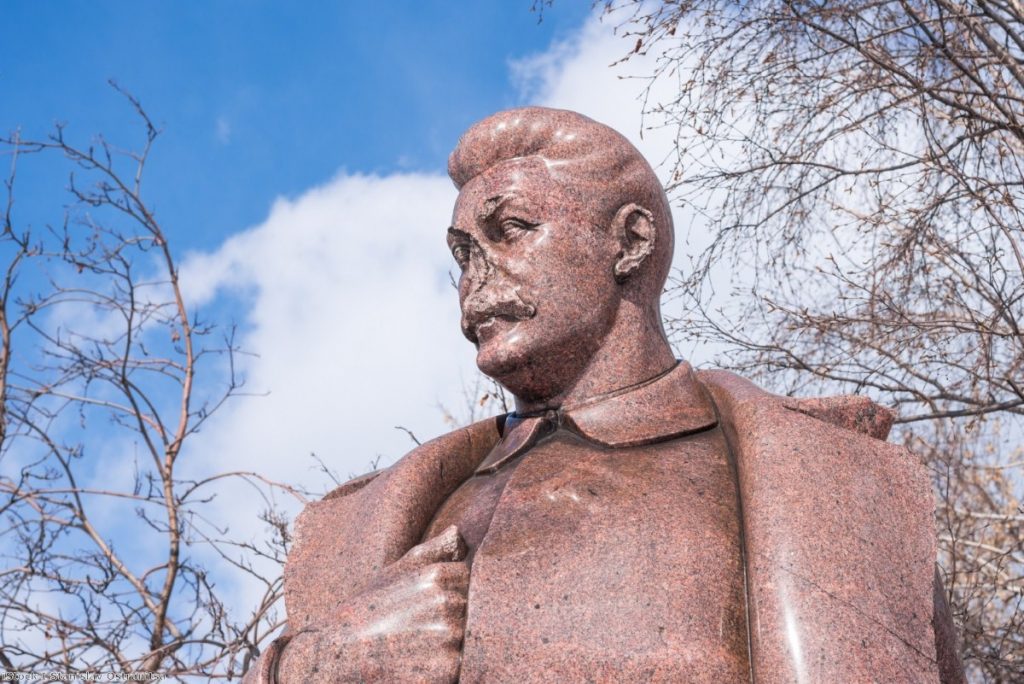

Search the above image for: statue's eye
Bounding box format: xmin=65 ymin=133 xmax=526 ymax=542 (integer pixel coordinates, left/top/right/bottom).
xmin=451 ymin=243 xmax=470 ymax=268
xmin=499 ymin=218 xmax=535 ymax=241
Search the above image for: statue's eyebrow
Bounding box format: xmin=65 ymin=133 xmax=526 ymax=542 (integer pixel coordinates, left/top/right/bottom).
xmin=448 ymin=193 xmax=529 ymax=243
xmin=447 ymin=226 xmax=472 ymax=243
xmin=479 ymin=193 xmax=514 ymax=222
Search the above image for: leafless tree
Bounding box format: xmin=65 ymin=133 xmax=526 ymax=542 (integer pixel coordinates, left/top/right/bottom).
xmin=595 ymin=1 xmax=1023 ymax=679
xmin=0 ymin=85 xmax=305 ymax=680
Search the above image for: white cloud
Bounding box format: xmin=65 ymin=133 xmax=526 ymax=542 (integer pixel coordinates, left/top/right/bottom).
xmin=181 ymin=172 xmax=475 ymax=484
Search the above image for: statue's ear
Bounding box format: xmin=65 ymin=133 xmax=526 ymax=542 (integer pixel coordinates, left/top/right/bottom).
xmin=611 ymin=203 xmax=656 ymax=283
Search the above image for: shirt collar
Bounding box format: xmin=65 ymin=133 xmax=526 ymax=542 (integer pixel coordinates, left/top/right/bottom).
xmin=475 ymin=361 xmax=717 ymax=475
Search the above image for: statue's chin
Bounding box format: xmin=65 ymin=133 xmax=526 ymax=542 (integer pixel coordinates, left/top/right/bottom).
xmin=474 ymin=323 xmax=591 ymax=403
xmin=476 ymin=339 xmax=576 ymax=406
xmin=475 ymin=341 xmax=523 ymax=383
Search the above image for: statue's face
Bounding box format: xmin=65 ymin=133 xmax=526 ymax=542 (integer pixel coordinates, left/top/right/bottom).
xmin=449 ymin=158 xmax=622 ymax=401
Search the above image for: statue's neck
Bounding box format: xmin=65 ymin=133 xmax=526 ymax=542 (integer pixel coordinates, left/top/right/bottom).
xmin=513 ymin=310 xmax=677 ymax=414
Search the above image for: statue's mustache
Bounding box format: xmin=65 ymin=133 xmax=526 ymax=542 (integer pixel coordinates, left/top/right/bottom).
xmin=461 ymin=295 xmax=537 ymax=344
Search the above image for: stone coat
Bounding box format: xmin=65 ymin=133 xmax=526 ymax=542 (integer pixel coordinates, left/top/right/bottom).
xmin=252 ymin=369 xmax=963 ymax=683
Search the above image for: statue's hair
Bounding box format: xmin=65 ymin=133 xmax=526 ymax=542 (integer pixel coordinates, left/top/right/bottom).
xmin=448 ymin=107 xmax=674 ymax=296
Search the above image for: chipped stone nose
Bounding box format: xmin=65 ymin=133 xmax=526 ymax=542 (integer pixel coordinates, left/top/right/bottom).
xmin=462 ymin=236 xmax=496 ymax=297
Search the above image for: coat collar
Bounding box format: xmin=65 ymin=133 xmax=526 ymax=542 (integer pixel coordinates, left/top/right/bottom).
xmin=475 ymin=361 xmax=717 ymax=474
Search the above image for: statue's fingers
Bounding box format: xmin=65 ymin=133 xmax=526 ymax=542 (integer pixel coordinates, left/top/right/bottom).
xmin=410 ymin=562 xmax=469 ymax=600
xmin=422 ymin=560 xmax=470 ymax=595
xmin=436 ymin=588 xmax=468 ymax=623
xmin=379 ymin=578 xmax=468 ymax=633
xmin=360 ymin=556 xmax=467 ymax=611
xmin=396 ymin=525 xmax=467 ymax=570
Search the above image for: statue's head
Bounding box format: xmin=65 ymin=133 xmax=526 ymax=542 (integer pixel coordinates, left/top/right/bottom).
xmin=447 ymin=107 xmax=674 ymax=405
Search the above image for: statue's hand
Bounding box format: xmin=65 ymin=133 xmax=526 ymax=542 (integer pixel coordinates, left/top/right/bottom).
xmin=276 ymin=525 xmax=469 ymax=683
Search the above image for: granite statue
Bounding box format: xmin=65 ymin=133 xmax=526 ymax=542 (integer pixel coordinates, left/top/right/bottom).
xmin=244 ymin=107 xmax=964 ymax=682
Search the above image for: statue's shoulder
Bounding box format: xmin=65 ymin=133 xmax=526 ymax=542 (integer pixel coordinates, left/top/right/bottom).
xmin=319 ymin=414 xmax=505 ymax=503
xmin=696 ymin=368 xmax=895 ymax=441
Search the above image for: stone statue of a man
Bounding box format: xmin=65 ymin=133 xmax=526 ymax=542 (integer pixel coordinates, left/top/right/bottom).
xmin=245 ymin=107 xmax=963 ymax=683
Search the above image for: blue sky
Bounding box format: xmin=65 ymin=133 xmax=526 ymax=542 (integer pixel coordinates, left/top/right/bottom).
xmin=2 ymin=1 xmax=592 ymax=250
